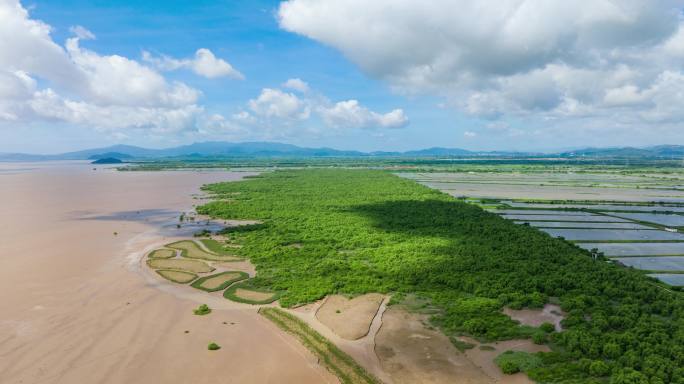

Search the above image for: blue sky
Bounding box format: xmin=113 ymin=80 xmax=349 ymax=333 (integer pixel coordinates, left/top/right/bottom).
xmin=2 ymin=1 xmax=684 ymax=153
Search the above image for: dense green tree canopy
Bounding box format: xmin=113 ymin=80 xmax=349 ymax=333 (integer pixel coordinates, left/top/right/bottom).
xmin=198 ymin=169 xmax=684 ymax=383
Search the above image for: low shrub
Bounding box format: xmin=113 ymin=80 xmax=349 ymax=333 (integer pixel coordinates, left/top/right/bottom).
xmin=193 ymin=304 xmax=211 ymax=316
xmin=532 ymin=331 xmax=547 ymax=344
xmin=450 ymin=337 xmax=475 ymax=352
xmin=495 ymin=351 xmax=543 ymax=375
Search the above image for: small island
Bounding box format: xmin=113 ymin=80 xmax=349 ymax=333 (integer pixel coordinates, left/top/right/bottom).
xmin=91 ymin=157 xmax=123 ymax=164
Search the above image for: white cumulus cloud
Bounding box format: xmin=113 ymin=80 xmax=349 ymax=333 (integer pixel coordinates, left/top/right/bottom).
xmin=69 ymin=25 xmax=95 ymax=40
xmin=319 ymin=100 xmax=408 ymax=129
xmin=248 ymin=88 xmax=311 ymax=120
xmin=278 ymin=0 xmax=684 ymax=140
xmin=66 ymin=37 xmax=200 ymax=108
xmin=143 ymin=48 xmax=244 ymax=79
xmin=0 ymin=0 xmax=219 ymax=135
xmin=282 ymin=78 xmax=310 ymax=92
xmin=235 ymin=80 xmax=409 ymax=131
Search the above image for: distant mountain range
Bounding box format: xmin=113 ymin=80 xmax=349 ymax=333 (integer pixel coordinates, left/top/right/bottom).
xmin=2 ymin=141 xmax=684 ymax=161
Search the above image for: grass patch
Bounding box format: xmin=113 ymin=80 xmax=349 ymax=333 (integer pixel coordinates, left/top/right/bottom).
xmin=148 ymin=248 xmax=175 ymax=259
xmin=167 ymin=240 xmax=241 ymax=261
xmin=193 ymin=304 xmax=211 ymax=316
xmin=155 ymin=269 xmax=197 ymax=284
xmin=147 ymin=258 xmax=214 ymax=273
xmin=260 ymin=307 xmax=380 ymax=384
xmin=191 ymin=271 xmax=249 ymax=292
xmin=199 ymin=238 xmax=242 ymax=257
xmin=223 ymin=280 xmax=281 ymax=304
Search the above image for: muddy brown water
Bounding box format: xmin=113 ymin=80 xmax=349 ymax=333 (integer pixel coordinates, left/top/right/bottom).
xmin=0 ymin=161 xmax=337 ymax=384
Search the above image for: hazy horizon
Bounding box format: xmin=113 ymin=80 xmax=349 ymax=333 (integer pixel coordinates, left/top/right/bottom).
xmin=4 ymin=139 xmax=678 ymax=157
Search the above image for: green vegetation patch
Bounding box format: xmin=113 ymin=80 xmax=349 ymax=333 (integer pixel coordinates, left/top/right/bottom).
xmin=146 ymin=258 xmax=214 ymax=273
xmin=167 ymin=240 xmax=241 ymax=261
xmin=208 ymin=342 xmax=221 ymax=350
xmin=451 ymin=337 xmax=475 ymax=352
xmin=193 ymin=304 xmax=211 ymax=316
xmin=495 ymin=351 xmax=543 ymax=374
xmin=148 ymin=248 xmax=176 ymax=259
xmin=191 ymin=271 xmax=249 ymax=292
xmin=260 ymin=307 xmax=380 ymax=384
xmin=198 ymin=169 xmax=684 ymax=382
xmin=223 ymin=280 xmax=281 ymax=304
xmin=155 ymin=269 xmax=197 ymax=284
xmin=199 ymin=238 xmax=243 ymax=257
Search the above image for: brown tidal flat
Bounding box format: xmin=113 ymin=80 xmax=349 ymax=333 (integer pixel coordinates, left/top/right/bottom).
xmin=0 ymin=162 xmax=336 ymax=384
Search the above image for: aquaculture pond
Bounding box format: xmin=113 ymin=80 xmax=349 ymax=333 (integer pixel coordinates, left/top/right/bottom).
xmin=503 ymin=214 xmax=629 ymax=222
xmin=496 ymin=210 xmax=598 ymax=216
xmin=575 ymin=242 xmax=684 ymax=256
xmin=614 ymin=256 xmax=684 ymax=271
xmin=601 ymin=212 xmax=684 ymax=227
xmin=541 ymin=228 xmax=684 ymax=241
xmin=504 ymin=202 xmax=684 ymax=212
xmin=517 ymin=221 xmax=649 ymax=229
xmin=647 ymin=273 xmax=684 ymax=286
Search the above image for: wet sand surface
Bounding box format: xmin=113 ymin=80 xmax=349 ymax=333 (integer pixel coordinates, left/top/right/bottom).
xmin=503 ymin=304 xmax=565 ymax=332
xmin=0 ymin=162 xmax=337 ymax=384
xmin=316 ymin=294 xmax=385 ymax=340
xmin=375 ymin=308 xmax=493 ymax=384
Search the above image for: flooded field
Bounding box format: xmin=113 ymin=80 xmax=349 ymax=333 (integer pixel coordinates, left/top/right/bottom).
xmin=602 ymin=212 xmax=684 ymax=227
xmin=518 ymin=222 xmax=649 ymax=229
xmin=615 ymin=257 xmax=684 ymax=271
xmin=647 ymin=274 xmax=684 ymax=286
xmin=504 ymin=202 xmax=684 ymax=212
xmin=575 ymin=242 xmax=684 ymax=256
xmin=503 ymin=214 xmax=629 ymax=222
xmin=400 ymin=173 xmax=684 ymax=203
xmin=541 ymin=228 xmax=683 ymax=241
xmin=403 ymin=170 xmax=684 ymax=286
xmin=403 ymin=172 xmax=684 ymax=189
xmin=496 ymin=210 xmax=597 ymax=216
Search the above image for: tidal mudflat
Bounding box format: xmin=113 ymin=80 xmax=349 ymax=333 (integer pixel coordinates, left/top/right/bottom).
xmin=0 ymin=162 xmax=335 ymax=384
